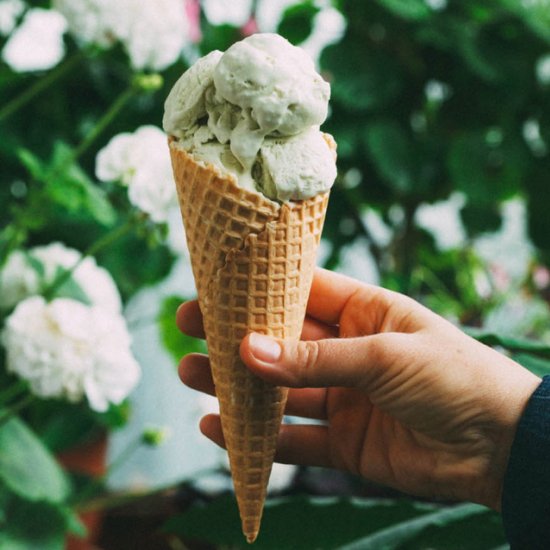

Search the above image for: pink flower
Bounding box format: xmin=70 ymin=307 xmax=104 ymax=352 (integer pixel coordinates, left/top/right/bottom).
xmin=185 ymin=0 xmax=201 ymax=43
xmin=241 ymin=16 xmax=258 ymax=37
xmin=533 ymin=266 xmax=550 ymax=290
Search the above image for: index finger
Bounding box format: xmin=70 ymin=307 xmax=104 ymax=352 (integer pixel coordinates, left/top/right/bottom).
xmin=307 ymin=267 xmax=367 ymax=325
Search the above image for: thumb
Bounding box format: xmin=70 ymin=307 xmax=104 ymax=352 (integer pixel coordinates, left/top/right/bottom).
xmin=240 ymin=332 xmax=397 ymax=389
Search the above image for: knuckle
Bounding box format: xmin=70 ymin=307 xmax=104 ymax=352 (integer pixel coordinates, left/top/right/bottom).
xmin=365 ymin=336 xmax=385 ymax=366
xmin=294 ymin=340 xmax=320 ymax=387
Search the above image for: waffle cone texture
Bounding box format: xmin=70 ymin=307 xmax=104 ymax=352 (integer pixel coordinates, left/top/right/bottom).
xmin=168 ymin=136 xmax=332 ymax=543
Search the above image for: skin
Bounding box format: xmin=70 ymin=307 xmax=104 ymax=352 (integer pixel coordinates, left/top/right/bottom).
xmin=177 ymin=268 xmax=541 ymax=511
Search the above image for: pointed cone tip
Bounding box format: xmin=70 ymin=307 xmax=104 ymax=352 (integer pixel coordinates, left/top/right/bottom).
xmin=245 ymin=530 xmax=259 ymax=544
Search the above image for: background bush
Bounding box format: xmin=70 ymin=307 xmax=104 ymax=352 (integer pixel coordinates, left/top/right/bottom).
xmin=1 ymin=0 xmax=550 ymax=548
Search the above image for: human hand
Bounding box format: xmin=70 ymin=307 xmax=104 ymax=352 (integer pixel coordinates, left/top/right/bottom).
xmin=177 ymin=268 xmax=541 ymax=511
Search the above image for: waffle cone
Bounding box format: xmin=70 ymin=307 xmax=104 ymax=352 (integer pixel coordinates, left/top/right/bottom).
xmin=168 ymin=137 xmax=332 ymax=543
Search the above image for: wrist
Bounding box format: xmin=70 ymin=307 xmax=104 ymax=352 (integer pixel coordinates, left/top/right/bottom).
xmin=478 ymin=369 xmax=542 ymax=511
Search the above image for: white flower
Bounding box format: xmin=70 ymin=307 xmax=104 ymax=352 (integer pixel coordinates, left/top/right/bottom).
xmin=52 ymin=0 xmax=189 ymax=70
xmin=414 ymin=192 xmax=467 ymax=251
xmin=483 ymin=292 xmax=550 ymax=338
xmin=474 ymin=198 xmax=534 ymax=288
xmin=0 ymin=242 xmax=122 ymax=312
xmin=96 ymin=125 xmax=177 ymax=223
xmin=202 ymin=0 xmax=253 ymax=27
xmin=1 ymin=8 xmax=67 ymax=72
xmin=2 ymin=296 xmax=141 ymax=412
xmin=0 ymin=0 xmax=25 ymax=36
xmin=51 ymin=0 xmax=123 ymax=48
xmin=121 ymin=0 xmax=189 ymax=71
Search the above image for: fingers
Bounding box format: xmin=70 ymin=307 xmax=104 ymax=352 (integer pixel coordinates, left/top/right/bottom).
xmin=199 ymin=414 xmax=225 ymax=446
xmin=180 ymin=353 xmax=329 ymax=419
xmin=179 ymin=353 xmax=214 ymax=396
xmin=301 ymin=316 xmax=338 ymax=341
xmin=199 ymin=414 xmax=333 ymax=469
xmin=176 ymin=298 xmax=336 ymax=341
xmin=240 ymin=332 xmax=404 ymax=389
xmin=174 ymin=267 xmax=365 ymax=336
xmin=176 ymin=300 xmax=204 ymax=338
xmin=307 ymin=267 xmax=366 ymax=324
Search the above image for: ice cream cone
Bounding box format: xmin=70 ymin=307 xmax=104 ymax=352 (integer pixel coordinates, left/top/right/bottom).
xmin=169 ymin=136 xmax=333 ymax=543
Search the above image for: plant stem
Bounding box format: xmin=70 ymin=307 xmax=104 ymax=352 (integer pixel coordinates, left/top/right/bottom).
xmin=0 ymin=393 xmax=34 ymax=428
xmin=0 ymin=52 xmax=85 ymax=123
xmin=70 ymin=83 xmax=138 ymax=162
xmin=0 ymin=380 xmax=27 ymax=406
xmin=42 ymin=216 xmax=137 ymax=301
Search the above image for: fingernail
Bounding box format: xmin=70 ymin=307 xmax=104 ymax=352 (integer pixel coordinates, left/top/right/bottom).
xmin=248 ymin=333 xmax=282 ymax=363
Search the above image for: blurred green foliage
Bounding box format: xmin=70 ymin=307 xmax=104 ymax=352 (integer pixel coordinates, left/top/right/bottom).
xmin=320 ymin=0 xmax=549 ymax=286
xmin=1 ymin=0 xmax=550 ymax=548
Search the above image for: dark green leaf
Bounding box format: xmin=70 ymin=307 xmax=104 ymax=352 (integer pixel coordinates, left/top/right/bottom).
xmin=158 ymin=295 xmax=206 ymax=363
xmin=321 ymin=38 xmax=403 ymax=112
xmin=340 ymin=503 xmax=488 ymax=549
xmin=501 ymin=0 xmax=550 ymax=43
xmin=46 ymin=142 xmax=116 ymax=227
xmin=464 ymin=327 xmax=550 ymax=358
xmin=323 ymin=114 xmax=363 ymax=160
xmin=278 ymin=2 xmax=320 ymax=45
xmin=98 ymin=234 xmax=174 ymax=300
xmin=31 ymin=400 xmax=100 ymax=453
xmin=460 ymin=202 xmax=501 ymax=235
xmin=0 ymin=416 xmax=70 ymax=503
xmin=48 ymin=266 xmax=92 ymax=305
xmin=16 ymin=148 xmax=44 ymax=180
xmin=416 ymin=18 xmax=501 ymax=82
xmin=199 ymin=23 xmax=241 ymax=55
xmin=383 ymin=507 xmax=505 ymax=549
xmin=0 ymin=488 xmax=68 ymax=550
xmin=513 ymin=353 xmax=550 ymax=377
xmin=375 ymin=0 xmax=431 ymax=21
xmin=24 ymin=251 xmax=46 ymax=278
xmin=164 ymin=495 xmax=439 ymax=549
xmin=526 ymin=168 xmax=550 ymax=256
xmin=447 ymin=131 xmax=525 ymax=206
xmin=364 ymin=120 xmax=415 ymax=193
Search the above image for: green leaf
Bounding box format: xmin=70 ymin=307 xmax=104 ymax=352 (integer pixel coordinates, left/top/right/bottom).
xmin=0 ymin=416 xmax=70 ymax=503
xmin=158 ymin=295 xmax=206 ymax=363
xmin=321 ymin=37 xmax=403 ymax=112
xmin=98 ymin=233 xmax=174 ymax=300
xmin=323 ymin=114 xmax=363 ymax=160
xmin=18 ymin=142 xmax=116 ymax=227
xmin=199 ymin=23 xmax=241 ymax=55
xmin=364 ymin=120 xmax=415 ymax=194
xmin=339 ymin=503 xmax=489 ymax=549
xmin=49 ymin=266 xmax=92 ymax=305
xmin=375 ymin=0 xmax=431 ymax=21
xmin=278 ymin=2 xmax=320 ymax=45
xmin=0 ymin=489 xmax=68 ymax=550
xmin=501 ymin=0 xmax=550 ymax=43
xmin=416 ymin=18 xmax=501 ymax=82
xmin=30 ymin=400 xmax=100 ymax=453
xmin=447 ymin=131 xmax=525 ymax=206
xmin=464 ymin=327 xmax=550 ymax=358
xmin=459 ymin=202 xmax=501 ymax=235
xmin=24 ymin=251 xmax=46 ymax=278
xmin=163 ymin=495 xmax=440 ymax=549
xmin=526 ymin=168 xmax=550 ymax=256
xmin=17 ymin=148 xmax=45 ymax=180
xmin=46 ymin=142 xmax=116 ymax=227
xmin=513 ymin=353 xmax=550 ymax=377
